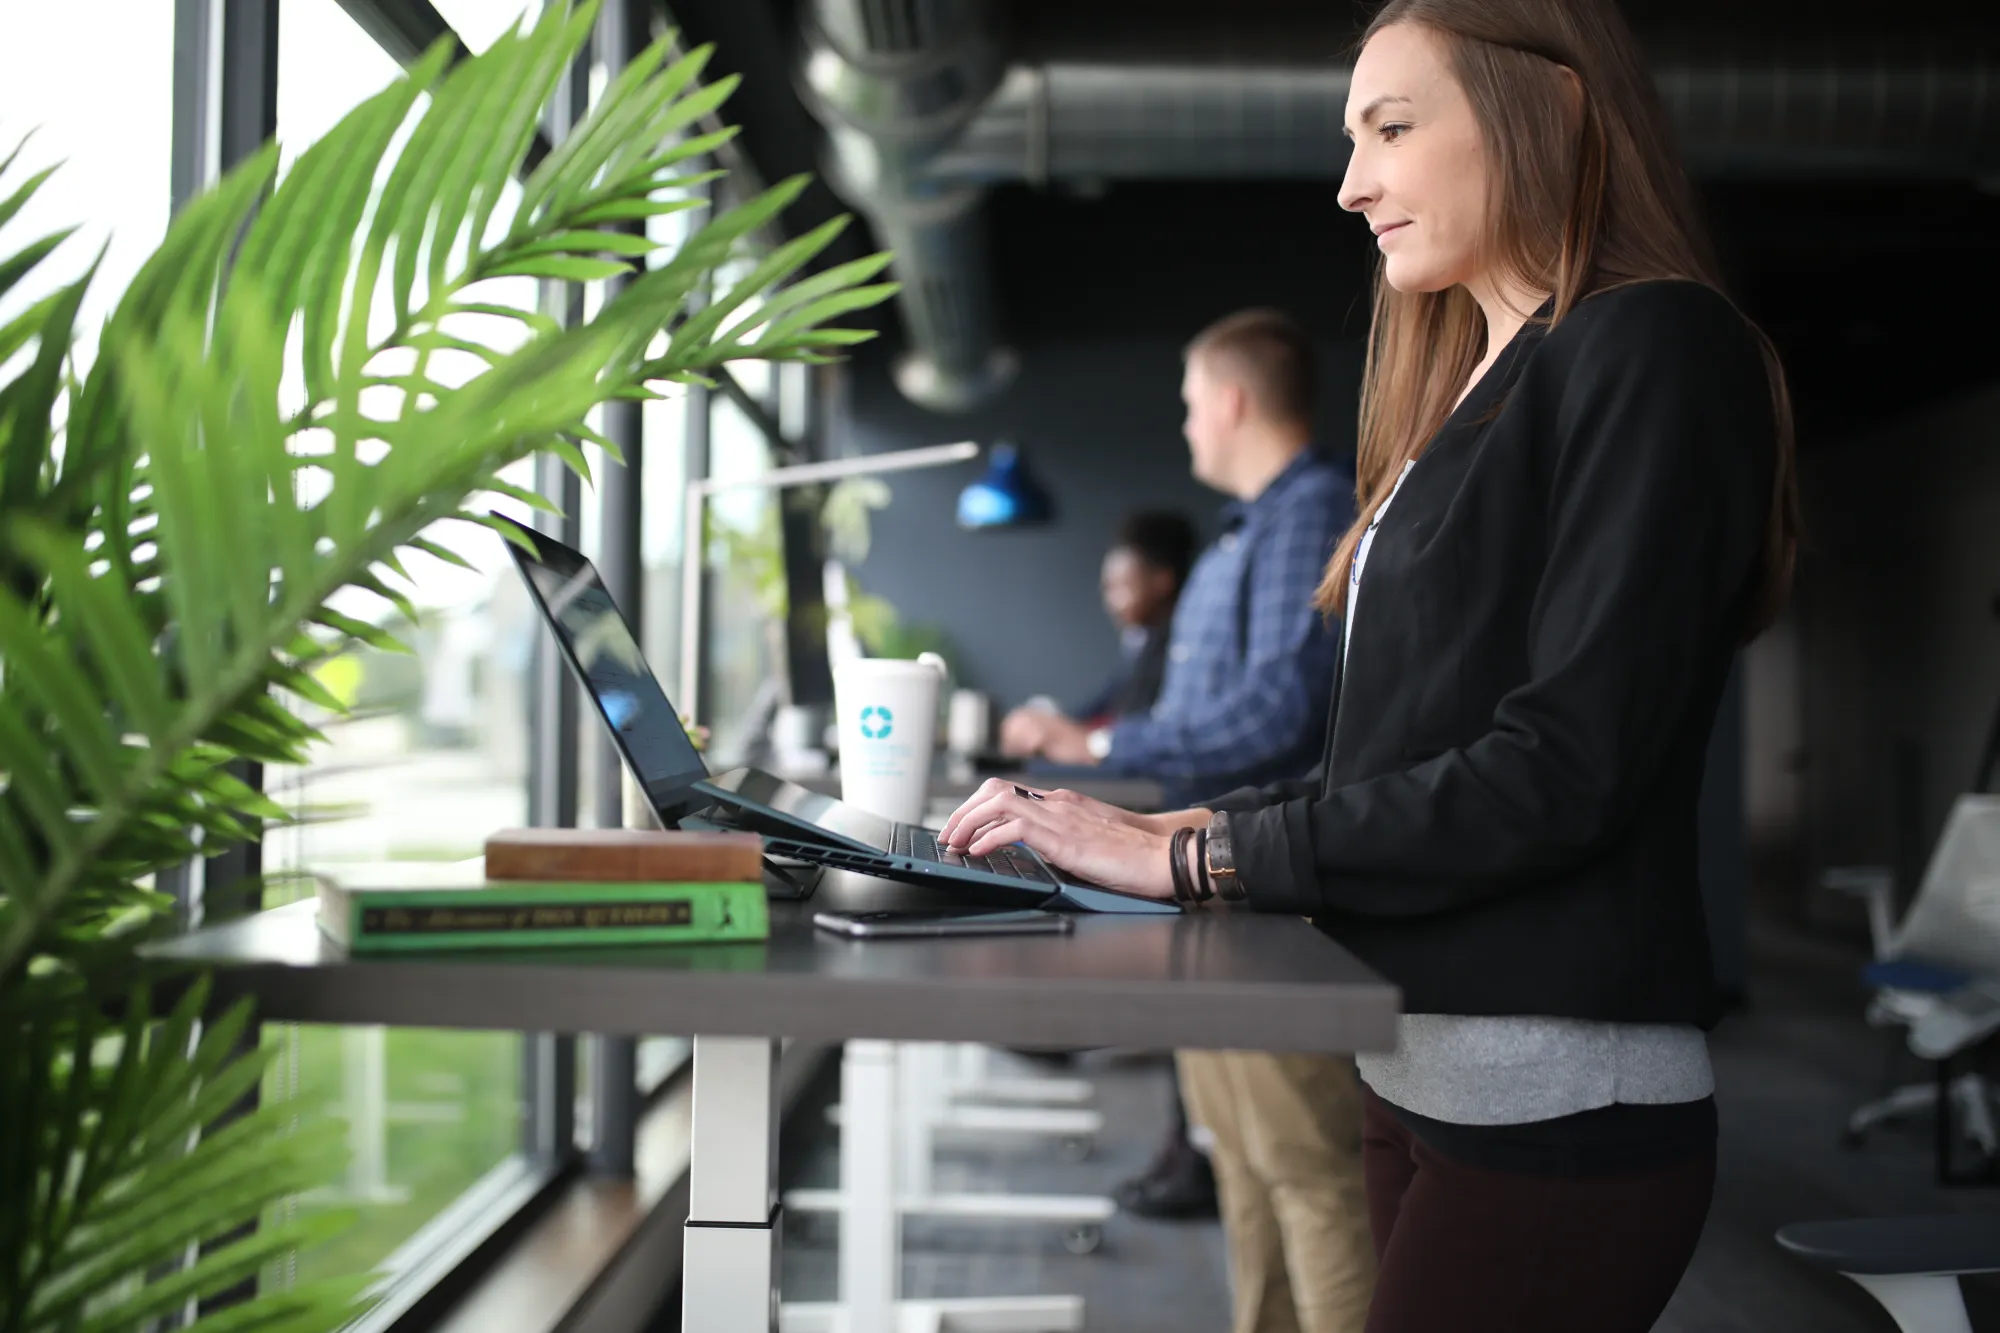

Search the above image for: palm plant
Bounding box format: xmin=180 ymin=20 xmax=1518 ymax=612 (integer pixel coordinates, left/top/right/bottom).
xmin=0 ymin=4 xmax=893 ymax=1328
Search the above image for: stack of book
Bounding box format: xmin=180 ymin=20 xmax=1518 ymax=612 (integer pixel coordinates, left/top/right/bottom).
xmin=314 ymin=829 xmax=769 ymax=952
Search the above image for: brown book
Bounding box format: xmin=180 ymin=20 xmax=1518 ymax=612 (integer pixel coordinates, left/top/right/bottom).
xmin=484 ymin=828 xmax=764 ymax=884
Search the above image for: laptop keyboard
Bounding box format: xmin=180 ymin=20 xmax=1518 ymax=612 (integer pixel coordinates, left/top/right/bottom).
xmin=762 ymin=831 xmax=1054 ymax=885
xmin=889 ymin=825 xmax=1047 ymax=880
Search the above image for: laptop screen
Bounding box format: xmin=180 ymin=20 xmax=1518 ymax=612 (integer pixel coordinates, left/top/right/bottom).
xmin=501 ymin=521 xmax=710 ymax=807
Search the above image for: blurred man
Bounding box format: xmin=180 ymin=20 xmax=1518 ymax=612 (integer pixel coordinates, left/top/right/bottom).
xmin=1009 ymin=310 xmax=1373 ymax=1333
xmin=1062 ymin=510 xmax=1199 ymax=728
xmin=1001 ymin=311 xmax=1348 ymax=805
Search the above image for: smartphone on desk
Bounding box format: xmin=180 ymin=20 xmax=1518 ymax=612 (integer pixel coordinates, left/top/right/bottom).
xmin=813 ymin=908 xmax=1075 ymax=939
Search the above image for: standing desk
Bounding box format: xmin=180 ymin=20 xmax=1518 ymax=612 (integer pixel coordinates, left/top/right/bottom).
xmin=150 ymin=870 xmax=1399 ymax=1332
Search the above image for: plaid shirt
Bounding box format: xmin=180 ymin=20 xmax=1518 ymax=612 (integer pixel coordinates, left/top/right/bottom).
xmin=1104 ymin=451 xmax=1353 ymax=800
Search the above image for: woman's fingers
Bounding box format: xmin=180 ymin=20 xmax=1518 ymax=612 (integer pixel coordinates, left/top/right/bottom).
xmin=940 ymin=778 xmax=1012 ymax=846
xmin=965 ymin=816 xmax=1033 ymax=860
xmin=960 ymin=796 xmax=1038 ymax=855
xmin=942 ymin=795 xmax=1008 ymax=850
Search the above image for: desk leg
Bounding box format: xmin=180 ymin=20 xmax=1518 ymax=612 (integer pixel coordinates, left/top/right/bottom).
xmin=841 ymin=1039 xmax=899 ymax=1331
xmin=684 ymin=1036 xmax=781 ymax=1333
xmin=781 ymin=1040 xmax=1088 ymax=1333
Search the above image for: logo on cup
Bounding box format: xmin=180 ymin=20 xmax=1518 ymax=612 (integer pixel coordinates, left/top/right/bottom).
xmin=859 ymin=705 xmax=894 ymax=740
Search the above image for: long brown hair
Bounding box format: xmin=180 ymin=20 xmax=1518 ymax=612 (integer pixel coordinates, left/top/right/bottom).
xmin=1315 ymin=0 xmax=1798 ymax=637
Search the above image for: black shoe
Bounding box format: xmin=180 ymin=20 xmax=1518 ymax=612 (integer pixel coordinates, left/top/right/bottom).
xmin=1113 ymin=1138 xmax=1219 ymax=1220
xmin=1002 ymin=1046 xmax=1080 ymax=1068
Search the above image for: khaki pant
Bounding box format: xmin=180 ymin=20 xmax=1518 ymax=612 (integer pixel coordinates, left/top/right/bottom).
xmin=1177 ymin=1051 xmax=1376 ymax=1333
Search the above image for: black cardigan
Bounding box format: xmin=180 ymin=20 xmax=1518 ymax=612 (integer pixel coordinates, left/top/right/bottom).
xmin=1209 ymin=280 xmax=1774 ymax=1027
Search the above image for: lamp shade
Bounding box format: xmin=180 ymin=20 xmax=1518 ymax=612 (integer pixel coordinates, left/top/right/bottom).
xmin=955 ymin=443 xmax=1052 ymax=529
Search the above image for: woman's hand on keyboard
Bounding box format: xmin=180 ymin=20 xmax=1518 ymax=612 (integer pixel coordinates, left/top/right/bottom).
xmin=937 ymin=779 xmax=1176 ymax=901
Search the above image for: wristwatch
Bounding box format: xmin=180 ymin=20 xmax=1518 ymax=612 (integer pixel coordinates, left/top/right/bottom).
xmin=1205 ymin=810 xmax=1244 ymax=902
xmin=1085 ymin=727 xmax=1113 ymax=761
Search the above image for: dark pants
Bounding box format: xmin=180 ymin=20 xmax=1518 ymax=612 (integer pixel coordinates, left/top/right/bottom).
xmin=1360 ymin=1085 xmax=1713 ymax=1333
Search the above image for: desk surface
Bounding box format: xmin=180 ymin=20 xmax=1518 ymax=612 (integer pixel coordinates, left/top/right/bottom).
xmin=148 ymin=873 xmax=1399 ymax=1054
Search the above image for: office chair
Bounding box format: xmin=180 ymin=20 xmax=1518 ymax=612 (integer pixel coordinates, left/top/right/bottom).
xmin=1777 ymin=1214 xmax=2000 ymax=1333
xmin=1825 ymin=794 xmax=2000 ymax=1182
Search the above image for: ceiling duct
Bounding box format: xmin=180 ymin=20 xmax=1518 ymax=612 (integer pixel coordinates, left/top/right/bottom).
xmin=798 ymin=0 xmax=1018 ymax=412
xmin=798 ymin=13 xmax=2000 ymax=410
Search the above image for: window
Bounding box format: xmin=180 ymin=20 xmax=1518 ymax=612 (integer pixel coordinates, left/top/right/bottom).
xmin=639 ymin=176 xmax=707 ymax=696
xmin=0 ymin=2 xmax=174 ymax=355
xmin=433 ymin=0 xmax=545 ymax=55
xmin=704 ymin=358 xmax=782 ymax=751
xmin=257 ymin=0 xmax=540 ymax=1290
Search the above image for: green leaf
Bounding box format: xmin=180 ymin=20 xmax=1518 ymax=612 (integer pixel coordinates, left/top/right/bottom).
xmin=405 ymin=331 xmax=508 ymax=365
xmin=0 ymin=287 xmax=63 ymax=368
xmin=0 ymin=227 xmax=74 ymax=307
xmin=568 ymin=193 xmax=713 ymax=227
xmin=69 ymin=1209 xmax=357 ymax=1333
xmin=505 ymin=229 xmax=661 ymax=260
xmin=1 ymin=248 xmax=96 ymax=513
xmin=430 ymin=2 xmax=594 ymax=304
xmin=444 ymin=301 xmax=562 ymax=337
xmin=347 ymin=566 xmax=420 ymax=626
xmin=0 ymin=590 xmax=128 ymax=803
xmin=14 ymin=521 xmax=171 ymax=743
xmin=480 ymin=475 xmax=560 ymax=514
xmin=0 ymin=701 xmax=74 ymax=854
xmin=465 ymin=5 xmax=584 ymax=253
xmin=311 ymin=608 xmax=410 ymax=654
xmin=482 ymin=254 xmax=633 ymax=283
xmin=405 ymin=534 xmax=476 ymax=570
xmin=267 ymin=660 xmax=348 ymax=715
xmin=0 ymin=159 xmax=60 ymax=234
xmin=174 ymin=1273 xmax=377 ymax=1333
xmin=517 ymin=18 xmax=693 ymax=225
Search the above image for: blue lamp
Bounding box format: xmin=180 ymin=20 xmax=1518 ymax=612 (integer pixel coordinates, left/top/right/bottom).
xmin=955 ymin=442 xmax=1052 ymax=529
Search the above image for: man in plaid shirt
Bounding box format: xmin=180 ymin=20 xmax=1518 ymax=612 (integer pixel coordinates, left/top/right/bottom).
xmin=1002 ymin=311 xmax=1351 ymax=807
xmin=1002 ymin=309 xmax=1374 ymax=1333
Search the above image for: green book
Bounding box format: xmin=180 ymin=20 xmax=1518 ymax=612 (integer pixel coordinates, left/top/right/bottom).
xmin=315 ymin=861 xmax=768 ymax=953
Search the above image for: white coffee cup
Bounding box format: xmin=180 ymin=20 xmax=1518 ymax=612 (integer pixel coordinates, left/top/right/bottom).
xmin=834 ymin=653 xmax=948 ymax=823
xmin=946 ymin=689 xmax=992 ymax=757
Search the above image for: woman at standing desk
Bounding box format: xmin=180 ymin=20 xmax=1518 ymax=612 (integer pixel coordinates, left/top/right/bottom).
xmin=940 ymin=0 xmax=1799 ymax=1328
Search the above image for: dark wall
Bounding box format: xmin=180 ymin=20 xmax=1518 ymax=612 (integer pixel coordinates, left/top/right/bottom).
xmin=834 ymin=330 xmax=1365 ymax=709
xmin=1753 ymin=380 xmax=2000 ymax=923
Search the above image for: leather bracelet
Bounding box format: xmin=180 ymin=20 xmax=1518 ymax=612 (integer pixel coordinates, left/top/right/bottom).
xmin=1168 ymin=826 xmax=1197 ymax=905
xmin=1195 ymin=828 xmax=1213 ymax=902
xmin=1185 ymin=826 xmax=1213 ymax=905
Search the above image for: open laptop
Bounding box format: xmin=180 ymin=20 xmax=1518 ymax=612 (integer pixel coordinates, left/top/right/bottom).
xmin=499 ymin=517 xmax=1176 ymax=915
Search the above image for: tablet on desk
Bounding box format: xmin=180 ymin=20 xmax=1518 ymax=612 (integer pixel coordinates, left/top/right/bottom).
xmin=813 ymin=908 xmax=1075 ymax=939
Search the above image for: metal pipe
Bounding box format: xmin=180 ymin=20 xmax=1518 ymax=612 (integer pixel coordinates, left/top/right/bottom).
xmin=797 ymin=5 xmax=2000 ymax=410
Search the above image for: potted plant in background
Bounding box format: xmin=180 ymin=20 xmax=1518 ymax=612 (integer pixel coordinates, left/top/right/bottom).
xmin=0 ymin=3 xmax=893 ymax=1327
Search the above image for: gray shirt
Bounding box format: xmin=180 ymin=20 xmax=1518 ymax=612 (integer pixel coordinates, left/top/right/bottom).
xmin=1345 ymin=460 xmax=1712 ymax=1125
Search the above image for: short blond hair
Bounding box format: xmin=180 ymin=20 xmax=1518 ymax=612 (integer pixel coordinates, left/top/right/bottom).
xmin=1184 ymin=308 xmax=1316 ymax=427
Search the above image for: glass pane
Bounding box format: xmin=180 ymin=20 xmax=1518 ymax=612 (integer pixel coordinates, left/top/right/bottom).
xmin=703 ymin=386 xmax=780 ymax=754
xmin=640 ymin=387 xmax=691 ymax=693
xmin=639 ymin=192 xmax=704 ymax=702
xmin=433 ymin=0 xmax=545 ymax=55
xmin=274 ymin=2 xmax=404 ymax=172
xmin=0 ymin=2 xmax=173 ymax=357
xmin=262 ymin=1026 xmax=521 ymax=1289
xmin=260 ymin=0 xmax=537 ymax=1288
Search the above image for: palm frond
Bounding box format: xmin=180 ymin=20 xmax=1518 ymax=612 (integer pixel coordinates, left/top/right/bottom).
xmin=0 ymin=2 xmax=896 ymax=1325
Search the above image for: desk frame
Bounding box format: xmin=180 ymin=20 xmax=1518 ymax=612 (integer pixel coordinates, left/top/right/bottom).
xmin=149 ymin=878 xmax=1398 ymax=1333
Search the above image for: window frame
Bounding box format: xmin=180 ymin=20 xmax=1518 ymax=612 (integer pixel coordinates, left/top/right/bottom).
xmin=166 ymin=0 xmax=771 ymax=1317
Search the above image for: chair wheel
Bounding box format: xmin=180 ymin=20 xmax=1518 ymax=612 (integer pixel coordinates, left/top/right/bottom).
xmin=1063 ymin=1223 xmax=1103 ymax=1256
